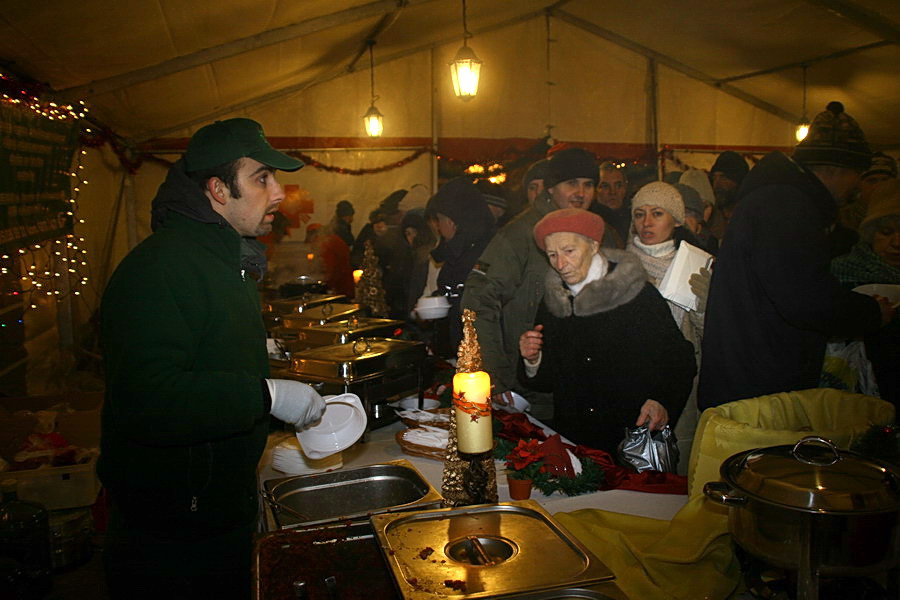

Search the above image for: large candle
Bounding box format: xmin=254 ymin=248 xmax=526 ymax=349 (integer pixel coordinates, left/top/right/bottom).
xmin=352 ymin=269 xmax=363 ymax=284
xmin=453 ymin=371 xmax=492 ymax=454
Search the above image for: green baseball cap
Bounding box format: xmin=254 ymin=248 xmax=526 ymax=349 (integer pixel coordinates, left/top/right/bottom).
xmin=184 ymin=118 xmax=303 ymax=172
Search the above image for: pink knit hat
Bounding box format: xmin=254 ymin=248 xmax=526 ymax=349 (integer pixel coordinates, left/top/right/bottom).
xmin=533 ymin=208 xmax=606 ymax=251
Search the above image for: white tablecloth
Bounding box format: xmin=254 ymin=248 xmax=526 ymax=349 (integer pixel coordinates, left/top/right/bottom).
xmin=258 ymin=418 xmax=687 ymax=524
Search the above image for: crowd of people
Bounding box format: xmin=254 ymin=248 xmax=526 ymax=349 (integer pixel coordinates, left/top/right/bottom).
xmin=97 ymin=106 xmax=898 ymax=598
xmin=265 ymin=103 xmax=897 ymax=460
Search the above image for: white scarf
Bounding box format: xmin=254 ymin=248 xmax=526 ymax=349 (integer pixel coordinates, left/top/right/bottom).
xmin=567 ymin=253 xmax=608 ymax=296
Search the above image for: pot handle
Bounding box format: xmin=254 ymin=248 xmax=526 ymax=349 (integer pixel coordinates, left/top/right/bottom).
xmin=791 ymin=436 xmax=841 ymax=466
xmin=703 ymin=481 xmax=746 ymax=506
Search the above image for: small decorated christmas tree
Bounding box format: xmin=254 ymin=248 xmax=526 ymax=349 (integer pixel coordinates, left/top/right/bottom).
xmin=353 ymin=240 xmax=388 ymax=317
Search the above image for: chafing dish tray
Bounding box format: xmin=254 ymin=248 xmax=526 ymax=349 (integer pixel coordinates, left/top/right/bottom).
xmin=265 ymin=293 xmax=347 ymax=315
xmin=262 ymin=460 xmax=443 ymax=530
xmin=285 ymin=317 xmax=405 ymax=352
xmin=370 ymin=500 xmax=616 ymax=600
xmin=288 ymin=337 xmax=425 ymax=383
xmin=280 ymin=302 xmax=364 ymax=329
xmin=253 ymin=522 xmax=398 ymax=600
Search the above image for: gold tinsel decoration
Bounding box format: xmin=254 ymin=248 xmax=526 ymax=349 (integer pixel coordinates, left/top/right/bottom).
xmin=441 ymin=308 xmax=498 ymax=507
xmin=456 ymin=309 xmax=483 ymax=373
xmin=353 ymin=239 xmax=389 ymax=317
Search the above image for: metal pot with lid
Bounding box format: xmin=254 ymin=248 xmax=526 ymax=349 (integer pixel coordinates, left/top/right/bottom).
xmin=704 ymin=436 xmax=900 ymax=600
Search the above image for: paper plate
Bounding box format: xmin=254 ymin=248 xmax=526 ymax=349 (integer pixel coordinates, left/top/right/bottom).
xmin=296 ymin=393 xmax=366 ymax=459
xmin=853 ymin=283 xmax=900 ymax=304
xmin=272 ymin=436 xmax=342 ymax=475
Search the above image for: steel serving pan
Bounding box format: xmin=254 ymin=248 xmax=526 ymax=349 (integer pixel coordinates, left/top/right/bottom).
xmin=288 ymin=337 xmax=426 ymax=384
xmin=262 ymin=459 xmax=443 ymax=530
xmin=370 ymin=500 xmax=616 ymax=600
xmin=279 ymin=302 xmax=364 ymax=329
xmin=265 ymin=293 xmax=347 ymax=315
xmin=287 ymin=317 xmax=405 ymax=352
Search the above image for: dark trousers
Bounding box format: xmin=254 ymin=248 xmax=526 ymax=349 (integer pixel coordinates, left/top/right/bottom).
xmin=103 ymin=502 xmax=254 ymax=600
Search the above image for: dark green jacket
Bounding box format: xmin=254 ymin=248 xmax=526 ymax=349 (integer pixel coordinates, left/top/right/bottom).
xmin=99 ymin=166 xmax=271 ymax=536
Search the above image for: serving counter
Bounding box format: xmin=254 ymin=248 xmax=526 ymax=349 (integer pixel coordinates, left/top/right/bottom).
xmin=257 ymin=418 xmax=688 ymax=528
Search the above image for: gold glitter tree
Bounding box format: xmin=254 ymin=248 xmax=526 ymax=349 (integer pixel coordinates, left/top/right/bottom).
xmin=441 ymin=309 xmax=498 ymax=507
xmin=353 ymin=239 xmax=388 ymax=317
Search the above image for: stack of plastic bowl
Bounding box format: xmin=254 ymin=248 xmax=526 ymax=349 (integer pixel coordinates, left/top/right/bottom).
xmin=414 ymin=296 xmax=450 ymax=320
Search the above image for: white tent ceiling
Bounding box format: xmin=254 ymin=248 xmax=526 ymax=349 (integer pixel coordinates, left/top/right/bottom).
xmin=1 ymin=0 xmax=898 ymax=148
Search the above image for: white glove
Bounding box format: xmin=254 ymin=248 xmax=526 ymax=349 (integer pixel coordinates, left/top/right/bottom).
xmin=265 ymin=379 xmax=326 ymax=428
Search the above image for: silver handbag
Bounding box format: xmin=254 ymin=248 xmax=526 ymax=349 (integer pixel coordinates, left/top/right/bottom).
xmin=616 ymin=425 xmax=679 ymax=473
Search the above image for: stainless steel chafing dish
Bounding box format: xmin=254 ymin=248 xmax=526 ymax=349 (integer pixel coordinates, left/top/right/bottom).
xmin=265 ymin=293 xmax=346 ymax=315
xmin=262 ymin=459 xmax=443 ymax=530
xmin=279 ymin=302 xmax=364 ymax=329
xmin=371 ymin=500 xmax=623 ymax=600
xmin=281 ymin=316 xmax=405 ymax=353
xmin=288 ymin=337 xmax=426 ymax=384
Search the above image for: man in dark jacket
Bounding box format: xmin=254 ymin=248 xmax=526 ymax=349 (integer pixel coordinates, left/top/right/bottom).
xmin=99 ymin=118 xmax=327 ymax=600
xmin=699 ymin=103 xmax=894 ymax=409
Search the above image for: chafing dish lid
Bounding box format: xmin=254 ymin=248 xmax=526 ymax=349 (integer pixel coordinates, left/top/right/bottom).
xmin=292 ymin=337 xmax=424 ymax=363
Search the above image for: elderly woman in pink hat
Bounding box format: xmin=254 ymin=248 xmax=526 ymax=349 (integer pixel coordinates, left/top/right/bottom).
xmin=519 ymin=208 xmax=695 ymax=456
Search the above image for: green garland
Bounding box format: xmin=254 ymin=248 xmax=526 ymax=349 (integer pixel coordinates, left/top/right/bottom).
xmin=850 ymin=423 xmax=899 ymax=466
xmin=494 ymin=437 xmax=606 ymax=497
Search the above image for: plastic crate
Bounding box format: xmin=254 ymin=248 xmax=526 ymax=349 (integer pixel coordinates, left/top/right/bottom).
xmin=5 ymin=455 xmax=101 ymax=511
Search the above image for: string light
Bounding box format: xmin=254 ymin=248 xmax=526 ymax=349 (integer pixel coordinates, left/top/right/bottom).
xmin=0 ymin=75 xmax=93 ymax=311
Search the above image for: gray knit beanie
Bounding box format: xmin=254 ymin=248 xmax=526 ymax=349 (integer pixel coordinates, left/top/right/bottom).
xmin=631 ymin=182 xmax=685 ymax=225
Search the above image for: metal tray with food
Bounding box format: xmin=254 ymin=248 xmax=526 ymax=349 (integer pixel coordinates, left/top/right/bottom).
xmin=279 ymin=302 xmax=364 ymax=329
xmin=288 ymin=337 xmax=426 ymax=384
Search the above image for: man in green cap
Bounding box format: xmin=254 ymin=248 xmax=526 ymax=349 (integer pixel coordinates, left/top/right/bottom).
xmin=99 ymin=118 xmax=326 ymax=599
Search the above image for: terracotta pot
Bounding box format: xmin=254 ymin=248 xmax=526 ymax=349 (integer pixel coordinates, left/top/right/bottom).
xmin=507 ymin=477 xmax=533 ymax=500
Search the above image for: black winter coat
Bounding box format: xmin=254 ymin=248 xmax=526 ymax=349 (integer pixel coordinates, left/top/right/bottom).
xmin=523 ymin=250 xmax=696 ymax=455
xmin=698 ymin=152 xmax=882 ymax=409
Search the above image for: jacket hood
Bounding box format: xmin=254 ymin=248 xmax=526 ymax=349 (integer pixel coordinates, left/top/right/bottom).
xmin=737 ymin=151 xmax=837 ymax=227
xmin=150 ymin=158 xmax=268 ymax=279
xmin=543 ymin=248 xmax=646 ymax=318
xmin=151 ymin=158 xmax=226 ymax=232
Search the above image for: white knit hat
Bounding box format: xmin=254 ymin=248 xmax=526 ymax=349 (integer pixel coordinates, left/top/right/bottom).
xmin=631 ymin=182 xmax=685 ymax=225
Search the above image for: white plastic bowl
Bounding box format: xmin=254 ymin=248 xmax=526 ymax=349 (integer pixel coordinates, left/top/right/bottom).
xmin=416 ymin=296 xmax=450 ymax=309
xmin=415 ymin=305 xmax=450 ymax=320
xmin=853 ymin=283 xmax=900 ymax=304
xmin=296 ymin=393 xmax=367 ymax=459
xmin=396 ymin=396 xmax=440 ymax=410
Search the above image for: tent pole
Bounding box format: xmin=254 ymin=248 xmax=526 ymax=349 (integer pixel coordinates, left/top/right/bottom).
xmin=430 ymin=45 xmax=439 ymax=195
xmin=646 ymin=58 xmax=660 ymax=180
xmin=124 ymin=173 xmax=137 ymax=250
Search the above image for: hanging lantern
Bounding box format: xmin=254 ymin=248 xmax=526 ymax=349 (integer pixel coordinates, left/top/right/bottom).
xmin=795 ymin=64 xmax=810 ymax=142
xmin=363 ymin=40 xmax=384 ymax=137
xmin=795 ymin=119 xmax=810 ymax=143
xmin=363 ymin=104 xmax=383 ymax=138
xmin=449 ymin=45 xmax=482 ymax=100
xmin=449 ymin=0 xmax=481 ymax=101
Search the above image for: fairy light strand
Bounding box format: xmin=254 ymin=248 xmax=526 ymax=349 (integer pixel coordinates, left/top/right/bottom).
xmin=0 ymin=71 xmax=92 ymax=317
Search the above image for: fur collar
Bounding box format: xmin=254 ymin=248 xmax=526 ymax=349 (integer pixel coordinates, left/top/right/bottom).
xmin=543 ymin=249 xmax=647 ymax=318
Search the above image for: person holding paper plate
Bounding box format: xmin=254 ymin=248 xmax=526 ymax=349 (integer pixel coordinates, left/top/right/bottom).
xmin=829 ymin=178 xmax=900 ymax=407
xmin=519 ymin=209 xmax=695 ymax=455
xmin=625 ymin=181 xmax=712 ymax=472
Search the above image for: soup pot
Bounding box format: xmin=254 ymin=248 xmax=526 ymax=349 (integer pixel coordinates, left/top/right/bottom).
xmin=704 ymin=436 xmax=900 ymax=600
